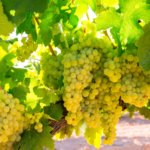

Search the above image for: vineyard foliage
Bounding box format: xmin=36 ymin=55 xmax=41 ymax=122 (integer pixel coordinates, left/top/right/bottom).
xmin=0 ymin=0 xmax=150 ymax=149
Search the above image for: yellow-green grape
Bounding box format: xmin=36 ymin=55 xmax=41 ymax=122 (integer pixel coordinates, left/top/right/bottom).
xmin=63 ymin=43 xmax=102 ymax=126
xmin=0 ymin=87 xmax=27 ymax=150
xmin=41 ymin=53 xmax=64 ymax=89
xmin=25 ymin=113 xmax=43 ymax=133
xmin=16 ymin=34 xmax=38 ymax=62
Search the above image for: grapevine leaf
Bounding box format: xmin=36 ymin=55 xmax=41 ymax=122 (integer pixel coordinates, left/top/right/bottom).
xmin=137 ymin=21 xmax=150 ymax=72
xmin=33 ymin=86 xmax=47 ymax=97
xmin=0 ymin=77 xmax=19 ymax=91
xmin=0 ymin=38 xmax=18 ymax=52
xmin=138 ymin=107 xmax=150 ymax=119
xmin=128 ymin=105 xmax=135 ymax=118
xmin=119 ymin=19 xmax=143 ymax=45
xmin=95 ymin=8 xmax=122 ymax=31
xmin=101 ymin=0 xmax=119 ymax=7
xmin=69 ymin=13 xmax=79 ymax=27
xmin=41 ymin=90 xmax=59 ymax=105
xmin=75 ymin=0 xmax=97 ymax=12
xmin=53 ymin=33 xmax=66 ymax=49
xmin=58 ymin=75 xmax=64 ymax=89
xmin=0 ymin=2 xmax=14 ymax=36
xmin=119 ymin=0 xmax=142 ymax=13
xmin=17 ymin=12 xmax=37 ymax=41
xmin=6 ymin=68 xmax=27 ymax=82
xmin=13 ymin=126 xmax=54 ymax=150
xmin=110 ymin=27 xmax=122 ymax=55
xmin=2 ymin=0 xmax=28 ymax=26
xmin=96 ymin=0 xmax=150 ymax=45
xmin=0 ymin=38 xmax=18 ymax=44
xmin=33 ymin=62 xmax=41 ymax=74
xmin=75 ymin=2 xmax=88 ymax=19
xmin=39 ymin=11 xmax=57 ymax=46
xmin=28 ymin=0 xmax=50 ymax=13
xmin=44 ymin=103 xmax=63 ymax=121
xmin=75 ymin=120 xmax=87 ymax=136
xmin=84 ymin=125 xmax=103 ymax=149
xmin=0 ymin=53 xmax=15 ymax=80
xmin=0 ymin=41 xmax=9 ymax=52
xmin=12 ymin=85 xmax=27 ymax=101
xmin=85 ymin=0 xmax=97 ymax=11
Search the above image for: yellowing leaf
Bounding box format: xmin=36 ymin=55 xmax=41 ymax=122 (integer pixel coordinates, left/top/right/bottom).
xmin=0 ymin=2 xmax=14 ymax=36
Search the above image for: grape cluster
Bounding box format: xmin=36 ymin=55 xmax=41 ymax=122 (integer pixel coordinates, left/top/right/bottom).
xmin=16 ymin=34 xmax=38 ymax=62
xmin=62 ymin=44 xmax=101 ymax=126
xmin=0 ymin=88 xmax=26 ymax=150
xmin=41 ymin=31 xmax=150 ymax=145
xmin=41 ymin=52 xmax=64 ymax=89
xmin=25 ymin=113 xmax=43 ymax=133
xmin=0 ymin=88 xmax=44 ymax=150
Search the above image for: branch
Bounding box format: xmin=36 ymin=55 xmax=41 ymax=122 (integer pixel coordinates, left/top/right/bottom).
xmin=82 ymin=27 xmax=86 ymax=38
xmin=34 ymin=17 xmax=55 ymax=56
xmin=86 ymin=13 xmax=90 ymax=21
xmin=103 ymin=30 xmax=117 ymax=49
xmin=49 ymin=98 xmax=127 ymax=135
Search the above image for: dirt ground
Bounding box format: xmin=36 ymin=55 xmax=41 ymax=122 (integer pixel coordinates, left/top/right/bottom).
xmin=44 ymin=112 xmax=150 ymax=150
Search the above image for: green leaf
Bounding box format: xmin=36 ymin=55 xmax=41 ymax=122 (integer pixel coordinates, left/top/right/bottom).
xmin=119 ymin=19 xmax=143 ymax=45
xmin=41 ymin=90 xmax=59 ymax=105
xmin=75 ymin=0 xmax=97 ymax=12
xmin=0 ymin=53 xmax=15 ymax=80
xmin=6 ymin=68 xmax=27 ymax=82
xmin=33 ymin=62 xmax=41 ymax=74
xmin=0 ymin=41 xmax=9 ymax=52
xmin=119 ymin=0 xmax=142 ymax=13
xmin=58 ymin=75 xmax=64 ymax=89
xmin=0 ymin=2 xmax=14 ymax=36
xmin=0 ymin=38 xmax=18 ymax=52
xmin=28 ymin=0 xmax=50 ymax=13
xmin=84 ymin=125 xmax=103 ymax=149
xmin=85 ymin=0 xmax=97 ymax=11
xmin=0 ymin=77 xmax=19 ymax=90
xmin=110 ymin=27 xmax=122 ymax=56
xmin=2 ymin=0 xmax=28 ymax=26
xmin=138 ymin=107 xmax=150 ymax=119
xmin=39 ymin=10 xmax=57 ymax=46
xmin=75 ymin=120 xmax=87 ymax=136
xmin=69 ymin=14 xmax=79 ymax=27
xmin=75 ymin=2 xmax=88 ymax=19
xmin=128 ymin=105 xmax=135 ymax=118
xmin=33 ymin=86 xmax=47 ymax=97
xmin=96 ymin=0 xmax=150 ymax=45
xmin=17 ymin=12 xmax=37 ymax=41
xmin=44 ymin=103 xmax=63 ymax=121
xmin=95 ymin=8 xmax=122 ymax=31
xmin=12 ymin=85 xmax=27 ymax=101
xmin=137 ymin=21 xmax=150 ymax=72
xmin=13 ymin=126 xmax=54 ymax=150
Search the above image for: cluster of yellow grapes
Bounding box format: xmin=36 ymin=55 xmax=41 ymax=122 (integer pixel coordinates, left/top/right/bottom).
xmin=0 ymin=87 xmax=44 ymax=150
xmin=15 ymin=34 xmax=38 ymax=62
xmin=41 ymin=31 xmax=150 ymax=145
xmin=63 ymin=35 xmax=150 ymax=145
xmin=41 ymin=51 xmax=64 ymax=89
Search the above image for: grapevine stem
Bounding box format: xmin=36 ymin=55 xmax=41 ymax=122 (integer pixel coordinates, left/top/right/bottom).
xmin=86 ymin=13 xmax=90 ymax=21
xmin=34 ymin=17 xmax=56 ymax=56
xmin=29 ymin=57 xmax=40 ymax=61
xmin=103 ymin=30 xmax=116 ymax=49
xmin=82 ymin=27 xmax=86 ymax=38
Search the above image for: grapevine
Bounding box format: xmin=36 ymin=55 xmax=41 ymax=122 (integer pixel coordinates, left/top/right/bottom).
xmin=0 ymin=0 xmax=150 ymax=150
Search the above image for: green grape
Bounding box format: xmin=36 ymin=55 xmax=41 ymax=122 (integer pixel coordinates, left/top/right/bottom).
xmin=14 ymin=34 xmax=38 ymax=62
